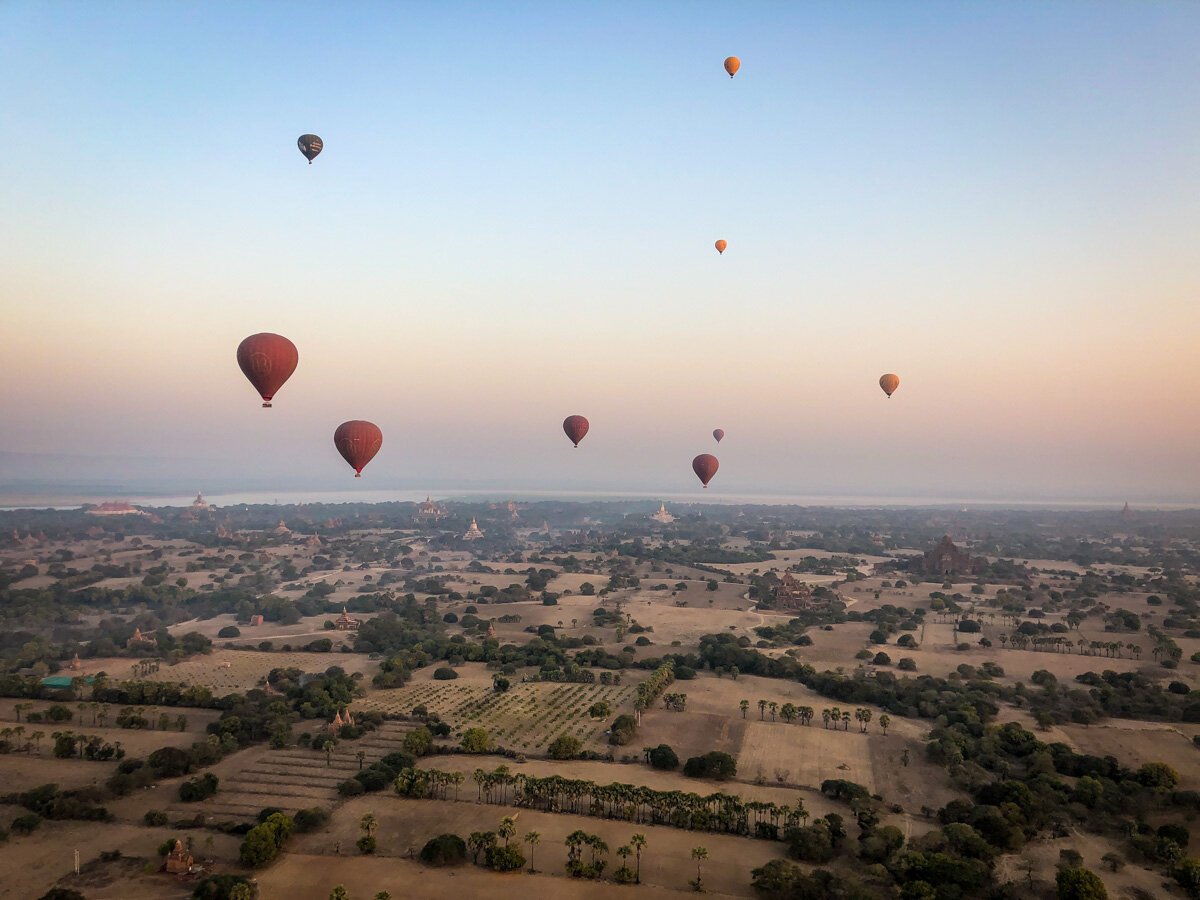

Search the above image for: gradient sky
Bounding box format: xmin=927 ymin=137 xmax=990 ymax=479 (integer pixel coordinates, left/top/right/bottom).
xmin=2 ymin=1 xmax=1198 ymax=502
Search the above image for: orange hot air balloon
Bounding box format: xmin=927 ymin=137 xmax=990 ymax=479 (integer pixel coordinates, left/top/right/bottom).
xmin=334 ymin=421 xmax=383 ymax=477
xmin=563 ymin=415 xmax=590 ymax=448
xmin=713 ymin=428 xmax=725 ymax=443
xmin=237 ymin=333 xmax=298 ymax=407
xmin=692 ymin=453 xmax=719 ymax=488
xmin=724 ymin=56 xmax=740 ymax=78
xmin=879 ymin=373 xmax=900 ymax=398
xmin=714 ymin=239 xmax=727 ymax=255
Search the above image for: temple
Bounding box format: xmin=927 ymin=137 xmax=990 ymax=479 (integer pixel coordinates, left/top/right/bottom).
xmin=463 ymin=517 xmax=485 ymax=541
xmin=334 ymin=607 xmax=361 ymax=631
xmin=914 ymin=535 xmax=986 ymax=578
xmin=506 ymin=500 xmax=520 ymax=520
xmin=650 ymin=503 xmax=675 ymax=524
xmin=1121 ymin=502 xmax=1133 ymax=522
xmin=127 ymin=627 xmax=156 ymax=647
xmin=327 ymin=707 xmax=356 ymax=731
xmin=165 ymin=839 xmax=194 ymax=874
xmin=86 ymin=501 xmax=148 ymax=517
xmin=191 ymin=492 xmax=210 ymax=511
xmin=415 ymin=496 xmax=447 ymax=521
xmin=773 ymin=573 xmax=817 ymax=610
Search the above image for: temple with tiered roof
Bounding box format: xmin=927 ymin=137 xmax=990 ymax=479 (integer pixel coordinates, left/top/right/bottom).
xmin=651 ymin=502 xmax=675 ymax=524
xmin=463 ymin=517 xmax=484 ymax=540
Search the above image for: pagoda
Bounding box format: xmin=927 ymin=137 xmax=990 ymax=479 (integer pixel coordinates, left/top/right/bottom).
xmin=126 ymin=627 xmax=156 ymax=647
xmin=164 ymin=840 xmax=194 ymax=875
xmin=334 ymin=607 xmax=361 ymax=631
xmin=1121 ymin=502 xmax=1134 ymax=522
xmin=651 ymin=502 xmax=675 ymax=524
xmin=506 ymin=500 xmax=520 ymax=520
xmin=463 ymin=518 xmax=485 ymax=541
xmin=191 ymin=492 xmax=210 ymax=511
xmin=486 ymin=621 xmax=497 ymax=639
xmin=416 ymin=496 xmax=447 ymax=521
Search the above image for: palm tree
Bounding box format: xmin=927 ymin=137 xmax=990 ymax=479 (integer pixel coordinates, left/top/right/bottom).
xmin=356 ymin=749 xmax=366 ymax=770
xmin=739 ymin=700 xmax=749 ymax=719
xmin=757 ymin=699 xmax=767 ymax=720
xmin=14 ymin=702 xmax=30 ymax=723
xmin=631 ymin=833 xmax=647 ymax=883
xmin=30 ymin=730 xmax=44 ymax=754
xmin=524 ymin=831 xmax=540 ymax=872
xmin=691 ymin=846 xmax=708 ymax=891
xmin=360 ymin=812 xmax=377 ymax=838
xmin=878 ymin=714 xmax=890 ymax=736
xmin=498 ymin=816 xmax=516 ymax=847
xmin=780 ymin=703 xmax=797 ymax=724
xmin=821 ymin=708 xmax=831 ymax=729
xmin=617 ymin=844 xmax=632 ymax=876
xmin=323 ymin=740 xmax=335 ymax=767
xmin=842 ymin=711 xmax=851 ymax=731
xmin=768 ymin=701 xmax=778 ymax=722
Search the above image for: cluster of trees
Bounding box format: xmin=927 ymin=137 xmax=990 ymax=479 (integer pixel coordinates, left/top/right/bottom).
xmin=395 ymin=765 xmax=805 ymax=839
xmin=51 ymin=731 xmax=126 ymax=761
xmin=239 ymin=811 xmax=294 ymax=867
xmin=179 ymin=772 xmax=219 ymax=802
xmin=1 ymin=782 xmax=111 ymax=825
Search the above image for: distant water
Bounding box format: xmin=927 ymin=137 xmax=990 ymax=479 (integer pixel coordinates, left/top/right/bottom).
xmin=0 ymin=487 xmax=1189 ymax=511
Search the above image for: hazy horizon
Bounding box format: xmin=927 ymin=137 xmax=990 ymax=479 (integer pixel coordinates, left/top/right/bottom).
xmin=3 ymin=2 xmax=1198 ymax=503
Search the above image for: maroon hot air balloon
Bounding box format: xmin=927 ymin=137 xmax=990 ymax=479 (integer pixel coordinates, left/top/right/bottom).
xmin=692 ymin=453 xmax=719 ymax=488
xmin=237 ymin=333 xmax=298 ymax=407
xmin=713 ymin=428 xmax=725 ymax=443
xmin=334 ymin=420 xmax=383 ymax=477
xmin=563 ymin=415 xmax=590 ymax=448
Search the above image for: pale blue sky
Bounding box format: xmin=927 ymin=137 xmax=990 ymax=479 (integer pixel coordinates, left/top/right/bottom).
xmin=2 ymin=2 xmax=1198 ymax=501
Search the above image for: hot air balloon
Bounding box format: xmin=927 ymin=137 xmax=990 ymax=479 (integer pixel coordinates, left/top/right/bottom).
xmin=713 ymin=428 xmax=725 ymax=443
xmin=334 ymin=421 xmax=383 ymax=477
xmin=715 ymin=239 xmax=727 ymax=255
xmin=298 ymin=134 xmax=323 ymax=164
xmin=236 ymin=333 xmax=298 ymax=407
xmin=724 ymin=56 xmax=740 ymax=78
xmin=692 ymin=453 xmax=719 ymax=488
xmin=563 ymin=415 xmax=590 ymax=448
xmin=879 ymin=373 xmax=900 ymax=398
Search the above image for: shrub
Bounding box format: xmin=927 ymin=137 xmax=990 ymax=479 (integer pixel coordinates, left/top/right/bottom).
xmin=683 ymin=751 xmax=737 ymax=780
xmin=420 ymin=833 xmax=467 ymax=866
xmin=217 ymin=625 xmax=241 ymax=638
xmin=485 ymin=844 xmax=525 ymax=871
xmin=608 ymin=714 xmax=638 ymax=746
xmin=649 ymin=744 xmax=679 ymax=770
xmin=337 ymin=779 xmax=365 ymax=797
xmin=190 ymin=874 xmax=254 ymax=899
xmin=898 ymin=658 xmax=917 ymax=671
xmin=461 ymin=728 xmax=493 ymax=753
xmin=433 ymin=667 xmax=459 ymax=681
xmin=179 ymin=773 xmax=219 ymax=802
xmin=357 ymin=835 xmax=376 ymax=854
xmin=143 ymin=810 xmax=168 ymax=826
xmin=11 ymin=813 xmax=41 ymax=835
xmin=294 ymin=807 xmax=330 ymax=833
xmin=403 ymin=727 xmax=433 ymax=757
xmin=548 ymin=734 xmax=582 ymax=759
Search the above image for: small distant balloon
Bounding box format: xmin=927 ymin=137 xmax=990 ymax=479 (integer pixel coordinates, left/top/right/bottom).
xmin=298 ymin=134 xmax=323 ymax=164
xmin=879 ymin=373 xmax=900 ymax=398
xmin=236 ymin=333 xmax=298 ymax=408
xmin=714 ymin=239 xmax=727 ymax=255
xmin=563 ymin=415 xmax=590 ymax=448
xmin=692 ymin=453 xmax=719 ymax=488
xmin=724 ymin=56 xmax=740 ymax=78
xmin=334 ymin=420 xmax=383 ymax=477
xmin=713 ymin=428 xmax=725 ymax=443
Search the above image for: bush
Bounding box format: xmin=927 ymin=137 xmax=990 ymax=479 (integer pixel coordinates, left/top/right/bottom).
xmin=337 ymin=780 xmax=365 ymax=797
xmin=461 ymin=728 xmax=493 ymax=753
xmin=217 ymin=625 xmax=241 ymax=638
xmin=648 ymin=744 xmax=679 ymax=770
xmin=11 ymin=813 xmax=41 ymax=835
xmin=485 ymin=844 xmax=525 ymax=871
xmin=548 ymin=734 xmax=582 ymax=759
xmin=420 ymin=833 xmax=467 ymax=866
xmin=433 ymin=667 xmax=459 ymax=681
xmin=898 ymin=658 xmax=917 ymax=671
xmin=294 ymin=807 xmax=330 ymax=832
xmin=143 ymin=810 xmax=168 ymax=826
xmin=357 ymin=835 xmax=376 ymax=854
xmin=675 ymin=665 xmax=697 ymax=680
xmin=191 ymin=874 xmax=254 ymax=899
xmin=608 ymin=714 xmax=638 ymax=746
xmin=683 ymin=751 xmax=737 ymax=780
xmin=179 ymin=773 xmax=219 ymax=802
xmin=403 ymin=727 xmax=433 ymax=757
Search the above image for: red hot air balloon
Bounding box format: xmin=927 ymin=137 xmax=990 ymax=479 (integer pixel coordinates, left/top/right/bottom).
xmin=563 ymin=415 xmax=590 ymax=448
xmin=713 ymin=428 xmax=725 ymax=443
xmin=692 ymin=453 xmax=719 ymax=488
xmin=237 ymin=333 xmax=298 ymax=407
xmin=334 ymin=421 xmax=383 ymax=477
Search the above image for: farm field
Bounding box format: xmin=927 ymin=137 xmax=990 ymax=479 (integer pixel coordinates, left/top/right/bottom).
xmin=356 ymin=664 xmax=638 ymax=754
xmin=76 ymin=650 xmax=381 ymax=693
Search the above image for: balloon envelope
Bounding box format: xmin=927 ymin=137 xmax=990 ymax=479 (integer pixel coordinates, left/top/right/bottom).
xmin=713 ymin=428 xmax=725 ymax=443
xmin=298 ymin=134 xmax=323 ymax=163
xmin=879 ymin=373 xmax=900 ymax=398
xmin=692 ymin=453 xmax=719 ymax=487
xmin=563 ymin=415 xmax=590 ymax=447
xmin=334 ymin=420 xmax=383 ymax=477
xmin=237 ymin=333 xmax=298 ymax=407
xmin=724 ymin=56 xmax=740 ymax=77
xmin=714 ymin=239 xmax=727 ymax=255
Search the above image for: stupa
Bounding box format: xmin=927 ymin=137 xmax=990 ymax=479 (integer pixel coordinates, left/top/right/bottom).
xmin=463 ymin=517 xmax=485 ymax=541
xmin=651 ymin=503 xmax=675 ymax=524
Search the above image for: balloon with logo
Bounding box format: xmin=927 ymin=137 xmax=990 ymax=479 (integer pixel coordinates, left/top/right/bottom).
xmin=236 ymin=333 xmax=298 ymax=408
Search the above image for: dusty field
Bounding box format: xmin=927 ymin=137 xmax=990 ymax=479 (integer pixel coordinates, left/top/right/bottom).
xmin=286 ymin=792 xmax=786 ymax=898
xmin=357 ymin=664 xmax=637 ymax=754
xmin=165 ymin=613 xmax=370 ymax=646
xmin=258 ymin=852 xmax=747 ymax=899
xmin=81 ymin=649 xmax=380 ymax=693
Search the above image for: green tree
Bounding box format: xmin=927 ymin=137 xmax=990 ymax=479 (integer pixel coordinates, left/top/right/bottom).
xmin=548 ymin=733 xmax=582 ymax=759
xmin=1055 ymin=866 xmax=1108 ymax=900
xmin=328 ymin=887 xmax=349 ymax=900
xmin=631 ymin=833 xmax=647 ymax=883
xmin=461 ymin=728 xmax=493 ymax=754
xmin=403 ymin=726 xmax=433 ymax=757
xmin=691 ymin=846 xmax=708 ymax=892
xmin=739 ymin=699 xmax=749 ymax=719
xmin=524 ymin=831 xmax=540 ymax=873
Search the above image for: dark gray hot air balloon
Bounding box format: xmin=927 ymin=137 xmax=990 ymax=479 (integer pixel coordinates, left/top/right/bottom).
xmin=298 ymin=134 xmax=323 ymax=164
